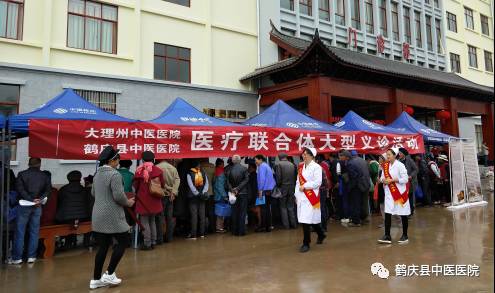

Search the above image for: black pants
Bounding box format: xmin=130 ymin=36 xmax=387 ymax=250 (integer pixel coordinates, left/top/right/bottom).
xmin=419 ymin=177 xmax=431 ymax=206
xmin=156 ymin=197 xmax=174 ymax=243
xmin=189 ymin=198 xmax=206 ymax=237
xmin=384 ymin=213 xmax=408 ymax=237
xmin=349 ymin=188 xmax=362 ymax=224
xmin=231 ymin=194 xmax=248 ymax=236
xmin=259 ymin=191 xmax=272 ymax=231
xmin=302 ymin=223 xmax=324 ymax=246
xmin=320 ymin=189 xmax=328 ymax=230
xmin=93 ymin=232 xmax=129 ymax=280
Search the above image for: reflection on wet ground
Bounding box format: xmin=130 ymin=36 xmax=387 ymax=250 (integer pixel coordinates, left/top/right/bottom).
xmin=1 ymin=186 xmax=493 ymax=293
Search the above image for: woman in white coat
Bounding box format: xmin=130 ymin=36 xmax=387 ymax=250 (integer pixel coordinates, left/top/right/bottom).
xmin=378 ymin=148 xmax=410 ymax=245
xmin=295 ymin=148 xmax=326 ymax=253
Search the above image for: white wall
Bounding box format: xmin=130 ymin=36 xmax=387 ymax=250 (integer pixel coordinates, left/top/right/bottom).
xmin=458 ymin=116 xmax=483 ymax=150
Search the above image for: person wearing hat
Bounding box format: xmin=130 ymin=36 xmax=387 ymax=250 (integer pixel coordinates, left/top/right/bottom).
xmin=437 ymin=154 xmax=451 ymax=204
xmin=378 ymin=148 xmax=410 ymax=245
xmin=274 ymin=152 xmax=298 ymax=230
xmin=90 ymin=146 xmax=135 ymax=289
xmin=398 ymin=147 xmax=418 ymax=216
xmin=133 ymin=151 xmax=165 ymax=250
xmin=295 ymin=147 xmax=326 ymax=253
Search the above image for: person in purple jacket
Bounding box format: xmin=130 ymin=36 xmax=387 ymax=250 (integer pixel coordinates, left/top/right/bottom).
xmin=255 ymin=154 xmax=276 ymax=232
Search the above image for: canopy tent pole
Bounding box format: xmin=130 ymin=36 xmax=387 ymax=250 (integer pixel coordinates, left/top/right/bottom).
xmin=5 ymin=128 xmax=12 ymax=262
xmin=0 ymin=128 xmax=5 ymax=263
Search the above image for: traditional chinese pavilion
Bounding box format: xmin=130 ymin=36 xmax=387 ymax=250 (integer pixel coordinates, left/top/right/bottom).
xmin=241 ymin=24 xmax=494 ymax=160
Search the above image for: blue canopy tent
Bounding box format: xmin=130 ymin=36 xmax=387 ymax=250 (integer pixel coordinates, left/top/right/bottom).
xmin=8 ymin=89 xmax=135 ymax=138
xmin=387 ymin=112 xmax=455 ymax=144
xmin=333 ymin=110 xmax=414 ymax=135
xmin=243 ymin=99 xmax=342 ymax=132
xmin=148 ymin=97 xmax=243 ymax=127
xmin=0 ymin=114 xmax=5 ymax=130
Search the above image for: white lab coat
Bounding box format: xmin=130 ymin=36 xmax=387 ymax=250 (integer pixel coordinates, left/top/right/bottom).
xmin=380 ymin=160 xmax=411 ymax=216
xmin=295 ymin=160 xmax=322 ymax=224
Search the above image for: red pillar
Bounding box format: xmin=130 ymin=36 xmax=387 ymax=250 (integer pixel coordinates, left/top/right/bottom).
xmin=307 ymin=77 xmax=331 ymax=122
xmin=442 ymin=97 xmax=459 ymax=137
xmin=481 ymin=103 xmax=494 ymax=161
xmin=385 ymin=89 xmax=405 ymax=124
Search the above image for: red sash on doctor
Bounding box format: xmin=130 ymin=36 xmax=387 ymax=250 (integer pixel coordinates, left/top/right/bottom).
xmin=298 ymin=163 xmax=320 ymax=209
xmin=383 ymin=162 xmax=409 ymax=206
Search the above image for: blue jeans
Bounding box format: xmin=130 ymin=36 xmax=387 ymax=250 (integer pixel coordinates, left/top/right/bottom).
xmin=12 ymin=206 xmax=42 ymax=260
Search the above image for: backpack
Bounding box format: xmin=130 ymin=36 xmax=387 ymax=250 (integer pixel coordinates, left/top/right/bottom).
xmin=149 ymin=177 xmax=164 ymax=198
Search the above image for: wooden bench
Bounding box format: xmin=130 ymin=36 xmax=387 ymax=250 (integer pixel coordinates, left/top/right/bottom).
xmin=39 ymin=222 xmax=92 ymax=258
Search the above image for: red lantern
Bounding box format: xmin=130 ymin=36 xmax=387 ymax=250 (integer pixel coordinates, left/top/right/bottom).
xmin=404 ymin=106 xmax=414 ymax=115
xmin=435 ymin=110 xmax=451 ymax=121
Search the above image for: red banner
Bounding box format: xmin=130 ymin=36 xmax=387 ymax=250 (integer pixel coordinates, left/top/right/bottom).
xmin=28 ymin=120 xmax=424 ymax=159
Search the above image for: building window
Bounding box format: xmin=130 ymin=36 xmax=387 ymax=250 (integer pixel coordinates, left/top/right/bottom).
xmin=435 ymin=18 xmax=442 ymax=53
xmin=154 ymin=43 xmax=191 ymax=83
xmin=391 ymin=2 xmax=399 ymax=41
xmin=468 ymin=45 xmax=477 ymax=68
xmin=0 ymin=0 xmax=24 ymax=40
xmin=299 ymin=0 xmax=312 ymax=16
xmin=450 ymin=53 xmax=461 ymax=73
xmin=484 ymin=51 xmax=493 ymax=72
xmin=281 ymin=0 xmax=294 ymax=11
xmin=446 ymin=12 xmax=457 ymax=32
xmin=318 ymin=0 xmax=330 ymax=21
xmin=74 ymin=89 xmax=117 ymax=114
xmin=379 ymin=0 xmax=387 ymax=37
xmin=424 ymin=0 xmax=430 ymax=5
xmin=415 ymin=11 xmax=422 ymax=48
xmin=434 ymin=0 xmax=439 ymax=8
xmin=334 ymin=0 xmax=345 ymax=26
xmin=364 ymin=0 xmax=373 ymax=34
xmin=67 ymin=0 xmax=118 ymax=54
xmin=403 ymin=7 xmax=411 ymax=43
xmin=464 ymin=7 xmax=474 ymax=30
xmin=426 ymin=15 xmax=433 ymax=51
xmin=350 ymin=0 xmax=361 ymax=30
xmin=164 ymin=0 xmax=190 ymax=7
xmin=480 ymin=14 xmax=489 ymax=36
xmin=0 ymin=83 xmax=19 ymax=160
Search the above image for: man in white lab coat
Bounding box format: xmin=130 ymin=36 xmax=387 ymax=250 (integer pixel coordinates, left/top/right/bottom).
xmin=295 ymin=148 xmax=326 ymax=253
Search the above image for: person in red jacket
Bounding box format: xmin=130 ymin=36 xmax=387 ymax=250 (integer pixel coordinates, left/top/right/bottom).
xmin=316 ymin=155 xmax=332 ymax=232
xmin=133 ymin=151 xmax=165 ymax=250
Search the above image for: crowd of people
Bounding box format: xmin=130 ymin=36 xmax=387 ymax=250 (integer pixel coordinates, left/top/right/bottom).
xmin=1 ymin=144 xmax=454 ymax=288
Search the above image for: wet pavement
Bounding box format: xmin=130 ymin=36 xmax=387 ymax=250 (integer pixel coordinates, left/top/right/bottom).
xmin=1 ymin=186 xmax=493 ymax=293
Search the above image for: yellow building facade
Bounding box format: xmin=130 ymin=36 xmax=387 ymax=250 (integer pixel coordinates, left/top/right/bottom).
xmin=444 ymin=0 xmax=494 ymax=87
xmin=0 ymin=0 xmax=258 ymax=90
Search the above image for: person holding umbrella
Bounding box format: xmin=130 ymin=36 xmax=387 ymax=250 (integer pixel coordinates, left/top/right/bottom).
xmin=89 ymin=146 xmax=135 ymax=289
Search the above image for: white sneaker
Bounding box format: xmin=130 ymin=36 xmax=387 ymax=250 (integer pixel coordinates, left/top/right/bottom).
xmin=8 ymin=259 xmax=22 ymax=265
xmin=27 ymin=258 xmax=36 ymax=264
xmin=89 ymin=279 xmax=108 ymax=290
xmin=101 ymin=271 xmax=122 ymax=286
xmin=340 ymin=218 xmax=350 ymax=223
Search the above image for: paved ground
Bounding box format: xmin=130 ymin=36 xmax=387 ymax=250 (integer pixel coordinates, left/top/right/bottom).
xmin=1 ymin=185 xmax=493 ymax=293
